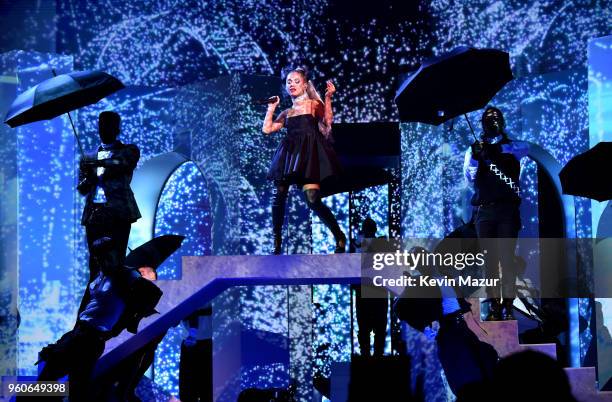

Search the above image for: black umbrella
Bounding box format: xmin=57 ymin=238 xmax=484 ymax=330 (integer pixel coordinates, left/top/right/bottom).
xmin=395 ymin=46 xmax=513 ymax=139
xmin=125 ymin=235 xmax=186 ymax=270
xmin=4 ymin=70 xmax=124 ymax=156
xmin=559 ymin=142 xmax=612 ymax=201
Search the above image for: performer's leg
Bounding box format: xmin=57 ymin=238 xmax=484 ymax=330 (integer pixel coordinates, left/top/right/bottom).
xmin=372 ymin=298 xmax=389 ymax=357
xmin=272 ymin=182 xmax=289 ymax=254
xmin=77 ymin=224 xmax=106 ymax=316
xmin=116 ymin=333 xmax=165 ymax=402
xmin=302 ymin=187 xmax=346 ymax=253
xmin=110 ymin=221 xmax=132 ymax=261
xmin=31 ymin=326 xmax=103 ymax=402
xmin=85 ymin=224 xmax=103 ymax=279
xmin=78 ymin=221 xmax=130 ymax=316
xmin=476 ymin=220 xmax=502 ymax=320
xmin=498 ymin=222 xmax=519 ymax=320
xmin=355 ymin=296 xmax=372 ymax=356
xmin=37 ymin=356 xmax=69 ymax=385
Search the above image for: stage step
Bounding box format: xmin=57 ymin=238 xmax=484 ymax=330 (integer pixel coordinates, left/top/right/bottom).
xmin=517 ymin=342 xmax=558 ymax=356
xmin=464 ymin=299 xmax=557 ymax=358
xmin=465 ymin=298 xmax=612 ymax=401
xmin=98 ymin=253 xmax=362 ymax=375
xmin=565 ymin=367 xmax=612 ymax=402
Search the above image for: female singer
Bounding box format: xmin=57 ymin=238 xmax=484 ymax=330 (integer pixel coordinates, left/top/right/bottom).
xmin=262 ymin=66 xmax=346 ymax=254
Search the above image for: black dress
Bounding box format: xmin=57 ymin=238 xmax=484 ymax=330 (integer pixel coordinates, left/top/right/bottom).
xmin=267 ymin=114 xmax=342 ymax=188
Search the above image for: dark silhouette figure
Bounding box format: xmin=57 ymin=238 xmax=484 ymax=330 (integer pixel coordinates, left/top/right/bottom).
xmin=19 ymin=238 xmax=161 ymax=402
xmin=393 ymin=244 xmax=498 ymax=397
xmin=77 ymin=111 xmax=141 ymax=314
xmin=464 ymin=106 xmax=528 ymax=320
xmin=354 ymin=217 xmax=388 ymax=356
xmin=99 ymin=331 xmax=166 ymax=402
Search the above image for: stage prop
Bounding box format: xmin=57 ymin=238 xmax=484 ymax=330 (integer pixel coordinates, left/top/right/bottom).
xmin=327 ymin=122 xmax=400 ymax=195
xmin=4 ymin=69 xmax=124 ymax=156
xmin=395 ymin=46 xmax=513 ymax=139
xmin=96 ymin=253 xmax=362 ymax=401
xmin=128 ymin=151 xmax=193 ymax=254
xmin=125 ymin=234 xmax=186 ymax=269
xmin=560 ymin=141 xmax=612 ymax=202
xmin=325 ymin=121 xmax=402 ymax=249
xmin=91 ymin=252 xmax=612 ymax=402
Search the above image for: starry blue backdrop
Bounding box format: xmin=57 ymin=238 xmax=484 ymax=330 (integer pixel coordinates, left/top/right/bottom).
xmin=0 ymin=0 xmax=610 ymax=399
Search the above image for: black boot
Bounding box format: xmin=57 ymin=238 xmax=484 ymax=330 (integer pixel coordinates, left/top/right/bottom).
xmin=335 ymin=232 xmax=347 ymax=254
xmin=272 ymin=184 xmax=288 ymax=255
xmin=485 ymin=298 xmax=502 ymax=321
xmin=502 ymin=299 xmax=515 ymax=320
xmin=273 ymin=233 xmax=282 ymax=255
xmin=304 ymin=189 xmax=346 ymax=253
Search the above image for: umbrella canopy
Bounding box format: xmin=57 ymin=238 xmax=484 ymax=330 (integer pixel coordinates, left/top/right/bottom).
xmin=125 ymin=235 xmax=186 ymax=270
xmin=559 ymin=142 xmax=612 ymax=202
xmin=4 ymin=70 xmax=124 ymax=128
xmin=395 ymin=46 xmax=513 ymax=126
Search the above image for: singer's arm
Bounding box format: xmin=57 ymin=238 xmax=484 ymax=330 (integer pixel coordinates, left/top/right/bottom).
xmin=262 ymin=101 xmax=286 ymax=134
xmin=316 ymin=80 xmax=335 ymax=134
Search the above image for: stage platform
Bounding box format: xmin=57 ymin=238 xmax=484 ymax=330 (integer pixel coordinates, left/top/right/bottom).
xmin=94 ymin=253 xmax=612 ymax=401
xmin=102 ymin=253 xmax=362 ymax=364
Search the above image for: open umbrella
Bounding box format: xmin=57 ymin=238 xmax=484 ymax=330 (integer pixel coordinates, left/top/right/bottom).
xmin=125 ymin=234 xmax=186 ymax=270
xmin=559 ymin=142 xmax=612 ymax=201
xmin=4 ymin=69 xmax=124 ymax=156
xmin=395 ymin=46 xmax=513 ymax=139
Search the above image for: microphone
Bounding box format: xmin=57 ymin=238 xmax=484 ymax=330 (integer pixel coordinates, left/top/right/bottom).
xmin=254 ymin=96 xmax=279 ymax=105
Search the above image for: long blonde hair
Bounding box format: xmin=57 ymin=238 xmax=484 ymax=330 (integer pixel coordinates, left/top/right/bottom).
xmin=284 ymin=66 xmax=332 ymax=139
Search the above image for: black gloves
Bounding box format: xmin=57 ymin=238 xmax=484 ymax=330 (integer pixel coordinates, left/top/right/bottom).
xmin=80 ymin=156 xmax=111 ymax=168
xmin=471 ymin=141 xmax=484 ymax=158
xmin=471 ymin=142 xmax=501 ymax=161
xmin=80 ymin=155 xmax=99 ymax=168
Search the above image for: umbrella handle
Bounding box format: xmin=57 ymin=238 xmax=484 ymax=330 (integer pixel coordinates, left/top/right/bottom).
xmin=52 ymin=69 xmax=85 ymax=158
xmin=463 ymin=113 xmax=479 ymax=142
xmin=66 ymin=111 xmax=85 ymax=158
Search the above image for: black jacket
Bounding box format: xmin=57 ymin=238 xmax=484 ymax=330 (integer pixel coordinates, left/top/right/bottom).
xmin=109 ymin=266 xmax=163 ymax=337
xmin=78 ymin=141 xmax=142 ymax=225
xmin=471 ymin=139 xmax=521 ymax=206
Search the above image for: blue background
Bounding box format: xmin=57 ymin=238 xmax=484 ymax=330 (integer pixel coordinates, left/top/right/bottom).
xmin=0 ymin=0 xmax=610 ymax=399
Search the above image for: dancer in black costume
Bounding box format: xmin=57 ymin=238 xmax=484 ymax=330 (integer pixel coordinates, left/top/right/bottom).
xmin=77 ymin=111 xmax=141 ymax=314
xmin=263 ymin=66 xmax=346 ymax=254
xmin=464 ymin=106 xmax=528 ymax=320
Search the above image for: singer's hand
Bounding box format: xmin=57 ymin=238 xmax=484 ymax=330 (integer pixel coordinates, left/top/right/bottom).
xmin=268 ymin=96 xmax=280 ymax=110
xmin=324 ymin=80 xmax=336 ymax=99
